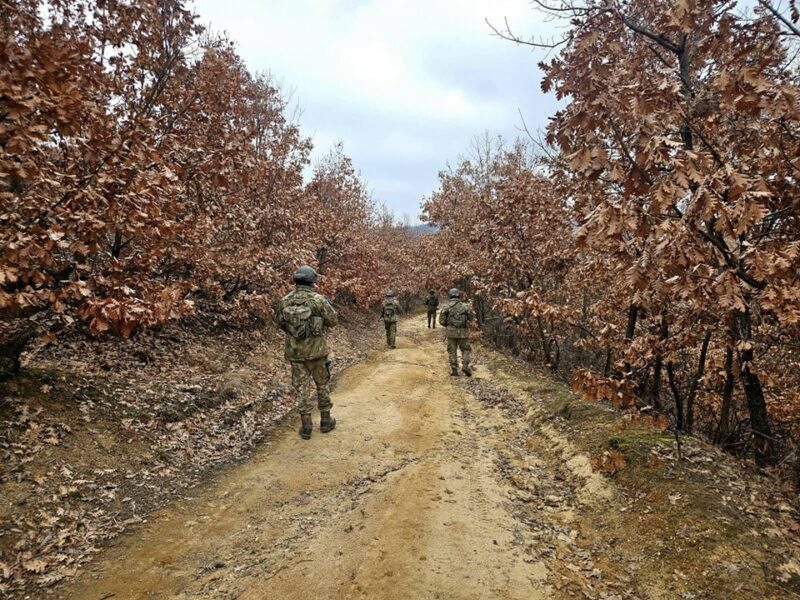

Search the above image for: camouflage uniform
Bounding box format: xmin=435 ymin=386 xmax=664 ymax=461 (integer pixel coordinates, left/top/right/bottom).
xmin=381 ymin=294 xmax=401 ymax=349
xmin=425 ymin=291 xmax=439 ymax=328
xmin=439 ymin=295 xmax=474 ymax=374
xmin=277 ymin=284 xmax=338 ymax=415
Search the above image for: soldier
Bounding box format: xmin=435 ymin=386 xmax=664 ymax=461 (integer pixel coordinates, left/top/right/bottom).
xmin=381 ymin=289 xmax=401 ymax=349
xmin=425 ymin=289 xmax=439 ymax=328
xmin=277 ymin=265 xmax=338 ymax=440
xmin=438 ymin=288 xmax=474 ymax=377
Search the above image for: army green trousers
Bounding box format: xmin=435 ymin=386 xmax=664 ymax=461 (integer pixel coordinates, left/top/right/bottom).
xmin=447 ymin=337 xmax=471 ymax=370
xmin=290 ymin=358 xmax=332 ymax=415
xmin=384 ymin=321 xmax=397 ymax=348
xmin=427 ymin=310 xmax=437 ymax=328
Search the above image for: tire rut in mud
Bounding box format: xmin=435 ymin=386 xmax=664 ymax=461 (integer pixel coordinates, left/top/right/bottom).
xmin=453 ymin=372 xmax=640 ymax=599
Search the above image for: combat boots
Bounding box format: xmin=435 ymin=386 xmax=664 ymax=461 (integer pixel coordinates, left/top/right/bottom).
xmin=450 ymin=367 xmax=459 ymax=376
xmin=299 ymin=414 xmax=313 ymax=440
xmin=320 ymin=411 xmax=336 ymax=433
xmin=462 ymin=366 xmax=472 ymax=377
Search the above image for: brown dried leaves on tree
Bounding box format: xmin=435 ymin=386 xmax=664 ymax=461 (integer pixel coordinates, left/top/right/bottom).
xmin=0 ymin=0 xmax=420 ymax=374
xmin=422 ymin=1 xmax=800 ymax=470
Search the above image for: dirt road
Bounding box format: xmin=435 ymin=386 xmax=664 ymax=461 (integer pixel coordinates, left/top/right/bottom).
xmin=57 ymin=317 xmax=799 ymax=600
xmin=58 ymin=317 xmax=565 ymax=600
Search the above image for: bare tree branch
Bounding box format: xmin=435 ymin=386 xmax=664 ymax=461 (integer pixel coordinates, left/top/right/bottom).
xmin=757 ymin=0 xmax=800 ymax=37
xmin=609 ymin=120 xmax=654 ymax=186
xmin=485 ymin=16 xmax=570 ymax=49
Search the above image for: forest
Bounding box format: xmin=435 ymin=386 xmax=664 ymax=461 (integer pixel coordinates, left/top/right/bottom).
xmin=422 ymin=0 xmax=800 ymax=473
xmin=3 ymin=0 xmax=800 ymax=496
xmin=2 ymin=0 xmax=800 ymax=597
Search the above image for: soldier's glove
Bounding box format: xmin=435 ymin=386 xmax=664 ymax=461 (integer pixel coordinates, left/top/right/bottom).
xmin=325 ymin=358 xmax=332 ymax=380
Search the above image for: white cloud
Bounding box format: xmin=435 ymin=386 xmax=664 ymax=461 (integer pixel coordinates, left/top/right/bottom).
xmin=191 ymin=0 xmax=560 ymax=219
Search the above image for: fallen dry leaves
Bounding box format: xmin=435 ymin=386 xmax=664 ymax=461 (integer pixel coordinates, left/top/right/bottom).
xmin=0 ymin=314 xmax=381 ymax=596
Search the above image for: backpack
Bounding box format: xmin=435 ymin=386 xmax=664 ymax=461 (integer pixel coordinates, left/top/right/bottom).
xmin=282 ymin=297 xmax=316 ymax=339
xmin=383 ymin=300 xmax=398 ymax=319
xmin=447 ymin=302 xmax=470 ymax=328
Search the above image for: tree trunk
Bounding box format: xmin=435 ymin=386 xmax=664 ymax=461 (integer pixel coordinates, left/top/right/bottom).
xmin=474 ymin=294 xmax=488 ymax=327
xmin=651 ymin=354 xmax=663 ymax=411
xmin=667 ymin=361 xmax=684 ymax=431
xmin=578 ymin=288 xmax=590 ymax=365
xmin=536 ymin=314 xmax=552 ymax=367
xmin=716 ymin=344 xmax=736 ymax=449
xmin=0 ymin=327 xmax=36 ymax=381
xmin=622 ymin=302 xmax=639 ymax=378
xmin=639 ymin=364 xmax=651 ymax=408
xmin=733 ymin=309 xmax=775 ymax=467
xmin=626 ymin=303 xmax=639 ymax=340
xmin=603 ymin=348 xmax=612 ymax=377
xmin=548 ymin=337 xmax=560 ymax=373
xmin=686 ymin=329 xmax=712 ymax=433
xmin=112 ymin=228 xmax=123 ymax=259
xmin=651 ymin=314 xmax=669 ymax=411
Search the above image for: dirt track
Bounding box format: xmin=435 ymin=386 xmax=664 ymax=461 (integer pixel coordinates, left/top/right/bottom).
xmin=56 ymin=317 xmax=800 ymax=600
xmin=57 ymin=317 xmax=575 ymax=599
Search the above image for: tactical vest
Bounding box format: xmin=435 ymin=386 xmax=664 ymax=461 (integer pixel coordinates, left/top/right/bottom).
xmin=441 ymin=299 xmax=472 ymax=339
xmin=446 ymin=302 xmax=470 ymax=327
xmin=382 ymin=299 xmax=400 ymax=322
xmin=281 ymin=297 xmax=323 ymax=340
xmin=279 ymin=287 xmax=335 ymax=362
xmin=384 ymin=301 xmax=397 ymax=318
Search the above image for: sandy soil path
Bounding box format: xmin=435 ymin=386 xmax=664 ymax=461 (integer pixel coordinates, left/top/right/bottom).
xmin=48 ymin=316 xmax=800 ymax=600
xmin=58 ymin=318 xmax=561 ymax=600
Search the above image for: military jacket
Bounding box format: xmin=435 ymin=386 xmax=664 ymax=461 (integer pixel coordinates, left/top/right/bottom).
xmin=425 ymin=294 xmax=439 ymax=310
xmin=381 ymin=298 xmax=401 ymax=323
xmin=277 ymin=285 xmax=337 ymax=361
xmin=438 ymin=299 xmax=473 ymax=339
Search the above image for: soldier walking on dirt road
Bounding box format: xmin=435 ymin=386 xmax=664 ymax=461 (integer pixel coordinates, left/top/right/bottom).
xmin=277 ymin=266 xmax=338 ymax=440
xmin=381 ymin=289 xmax=401 ymax=349
xmin=439 ymin=288 xmax=474 ymax=377
xmin=425 ymin=289 xmax=439 ymax=328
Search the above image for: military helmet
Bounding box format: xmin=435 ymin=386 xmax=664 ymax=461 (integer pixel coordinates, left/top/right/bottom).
xmin=385 ymin=289 xmax=394 ymax=297
xmin=448 ymin=288 xmax=460 ymax=298
xmin=429 ymin=289 xmax=435 ymax=294
xmin=293 ymin=265 xmax=318 ymax=285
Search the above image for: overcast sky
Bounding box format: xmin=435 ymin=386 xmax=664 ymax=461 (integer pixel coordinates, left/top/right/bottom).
xmin=191 ymin=0 xmax=561 ymax=221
